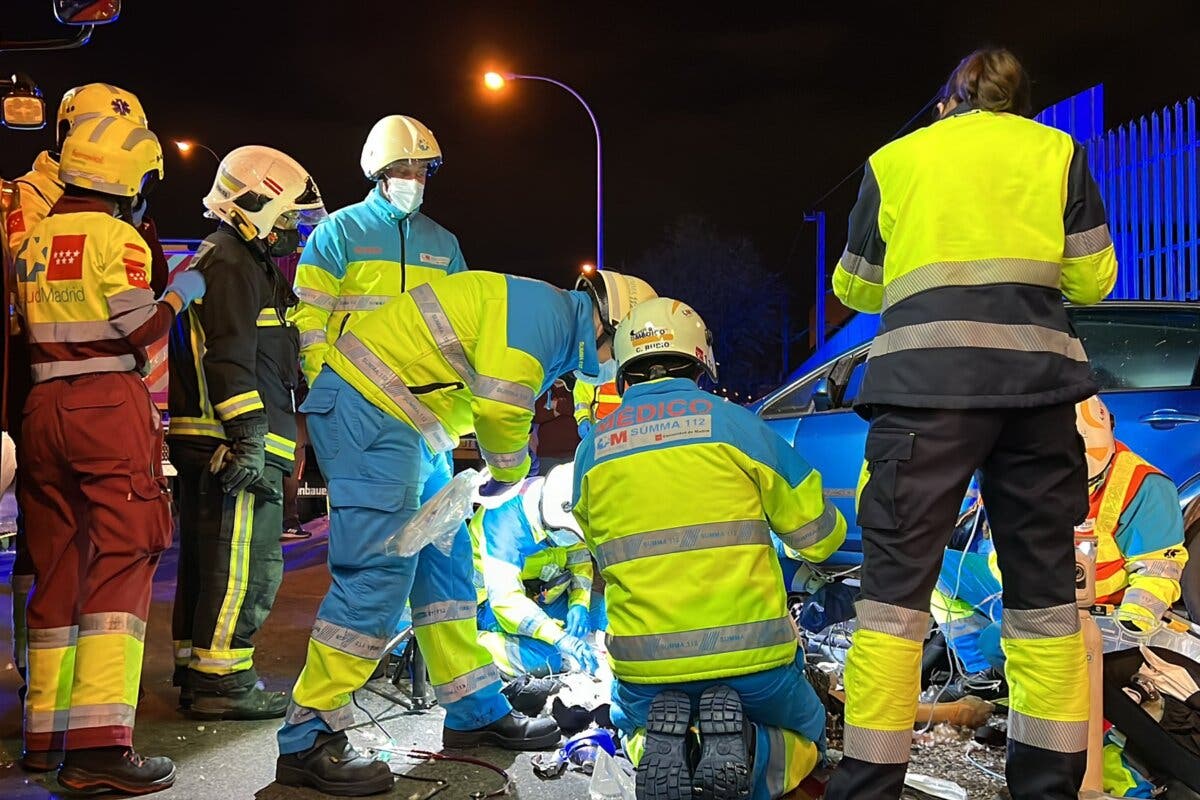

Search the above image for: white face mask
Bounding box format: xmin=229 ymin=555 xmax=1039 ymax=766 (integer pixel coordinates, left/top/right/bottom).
xmin=575 ymin=358 xmax=617 ymax=387
xmin=385 ymin=177 xmax=424 ymax=215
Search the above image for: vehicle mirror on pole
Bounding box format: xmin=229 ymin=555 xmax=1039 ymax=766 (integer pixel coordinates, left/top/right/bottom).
xmin=53 ymin=0 xmax=121 ymax=25
xmin=0 ymin=74 xmax=46 ymax=130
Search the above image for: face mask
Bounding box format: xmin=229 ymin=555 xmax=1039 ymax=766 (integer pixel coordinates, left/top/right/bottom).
xmin=267 ymin=227 xmax=300 ymax=257
xmin=131 ymin=196 xmax=148 ymax=227
xmin=385 ymin=177 xmax=424 ymax=215
xmin=575 ymin=358 xmax=616 ymax=387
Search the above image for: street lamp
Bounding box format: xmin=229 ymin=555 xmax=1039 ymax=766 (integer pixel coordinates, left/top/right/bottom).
xmin=173 ymin=139 xmax=220 ymax=164
xmin=485 ymin=71 xmax=604 ymax=270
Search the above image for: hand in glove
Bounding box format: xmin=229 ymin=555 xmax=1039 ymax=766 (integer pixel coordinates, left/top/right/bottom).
xmin=557 ymin=634 xmax=599 ymax=675
xmin=475 ymin=478 xmax=520 ymax=510
xmin=162 ymin=269 xmax=206 ymax=312
xmin=215 ymin=418 xmax=277 ymax=498
xmin=564 ymin=604 xmax=592 ymax=638
xmin=577 ymin=420 xmax=592 ymax=440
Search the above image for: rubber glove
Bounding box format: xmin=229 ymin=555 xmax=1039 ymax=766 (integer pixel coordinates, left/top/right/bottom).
xmin=557 ymin=634 xmax=599 ymax=675
xmin=565 ymin=604 xmax=592 ymax=638
xmin=475 ymin=478 xmax=520 ymax=510
xmin=577 ymin=420 xmax=592 ymax=440
xmin=162 ymin=269 xmax=206 ymax=311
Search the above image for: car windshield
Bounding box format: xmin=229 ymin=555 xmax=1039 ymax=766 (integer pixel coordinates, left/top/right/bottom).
xmin=1070 ymin=306 xmax=1200 ymax=390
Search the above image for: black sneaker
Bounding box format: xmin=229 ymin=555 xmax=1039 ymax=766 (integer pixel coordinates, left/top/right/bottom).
xmin=637 ymin=690 xmax=694 ymax=800
xmin=281 ymin=525 xmax=312 ymax=541
xmin=275 ymin=731 xmax=394 ymax=796
xmin=694 ymin=686 xmax=752 ymax=800
xmin=58 ymin=747 xmax=176 ymax=795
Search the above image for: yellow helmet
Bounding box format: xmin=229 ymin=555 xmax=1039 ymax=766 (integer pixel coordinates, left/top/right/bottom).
xmin=59 ymin=115 xmax=163 ymax=198
xmin=360 ymin=115 xmax=443 ymax=179
xmin=615 ymin=297 xmax=718 ymax=390
xmin=576 ymin=268 xmax=658 ymax=337
xmin=56 ymin=83 xmax=148 ymax=146
xmin=1075 ymin=395 xmax=1116 ymax=484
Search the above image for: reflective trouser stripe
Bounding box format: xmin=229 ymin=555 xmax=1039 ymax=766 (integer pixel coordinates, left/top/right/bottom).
xmin=310 ymin=618 xmax=390 ymax=660
xmin=26 ymin=626 xmax=78 ymax=743
xmin=284 ymin=698 xmax=356 ymax=731
xmin=842 ymin=600 xmax=929 ymax=764
xmin=206 ymin=490 xmax=254 ymax=667
xmin=412 ymin=600 xmax=478 ymax=628
xmin=291 ymin=638 xmax=379 ymax=720
xmin=761 ymin=725 xmax=818 ymax=800
xmin=433 ymin=662 xmax=503 ymax=705
xmin=415 ymin=617 xmax=503 ymax=704
xmin=190 ymin=647 xmax=254 ymax=673
xmin=595 ymin=520 xmax=771 ymax=570
xmin=173 ymin=640 xmax=192 ymax=667
xmin=1001 ymin=604 xmax=1088 ymax=753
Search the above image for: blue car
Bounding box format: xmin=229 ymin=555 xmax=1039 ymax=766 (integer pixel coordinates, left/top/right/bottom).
xmin=751 ymin=301 xmax=1200 ymax=569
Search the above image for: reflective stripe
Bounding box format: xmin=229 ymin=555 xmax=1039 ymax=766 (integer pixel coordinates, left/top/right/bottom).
xmin=168 ymin=418 xmax=226 ymax=439
xmin=256 ymin=309 xmax=284 ymax=327
xmin=333 ymin=294 xmax=393 ymax=312
xmin=191 ymin=647 xmax=255 ymax=673
xmin=479 ymin=444 xmax=527 ymax=470
xmin=296 ymin=286 xmax=337 ymax=310
xmin=1064 ymin=224 xmax=1113 ymax=259
xmin=434 ymin=663 xmax=501 ymax=705
xmin=1008 ymin=710 xmax=1087 ymax=753
xmin=843 ymin=723 xmax=913 ymax=765
xmin=120 ymin=126 xmax=158 ymax=151
xmin=1128 ymin=559 xmax=1185 ymax=581
xmin=765 ymin=726 xmax=786 ymax=798
xmin=28 ymin=625 xmax=78 ymax=649
xmin=869 ymin=320 xmax=1088 ymax=362
xmin=32 ymin=354 xmax=137 ymax=382
xmin=517 ymin=614 xmax=542 ymax=637
xmin=883 ymin=258 xmax=1061 ymax=310
xmin=595 ymin=520 xmax=770 ymax=571
xmin=310 ymin=619 xmax=389 ymax=660
xmin=566 ymin=549 xmax=591 ymax=565
xmin=79 ymin=611 xmax=146 ymax=640
xmin=855 ymin=599 xmax=929 ymax=642
xmin=285 ymin=700 xmax=356 ymax=730
xmin=108 ymin=287 xmax=156 ymax=317
xmin=67 ymin=702 xmax=136 ymax=731
xmin=1122 ymin=588 xmax=1170 ymax=620
xmin=410 ymin=283 xmax=535 ymax=410
xmin=27 ymin=319 xmax=128 ymax=343
xmin=571 ymin=576 xmax=594 ymax=594
xmin=335 ymin=333 xmax=454 ymax=452
xmin=607 ymin=616 xmax=796 ymax=662
xmin=212 ymin=491 xmax=254 ymax=651
xmin=299 ymin=329 xmax=326 ymax=348
xmin=265 ymin=432 xmax=296 ymax=460
xmin=26 ymin=709 xmax=70 ymax=734
xmin=840 ymin=249 xmax=883 ymax=284
xmin=109 ymin=303 xmax=157 ymax=336
xmin=214 ymin=390 xmax=264 ymax=420
xmin=1001 ymin=603 xmax=1079 ymax=640
xmin=777 ymin=504 xmax=839 ymax=552
xmin=412 ymin=600 xmax=478 ymax=628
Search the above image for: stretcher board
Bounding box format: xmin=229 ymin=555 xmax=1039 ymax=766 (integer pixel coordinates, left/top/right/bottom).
xmin=1097 ymin=610 xmax=1200 ymax=663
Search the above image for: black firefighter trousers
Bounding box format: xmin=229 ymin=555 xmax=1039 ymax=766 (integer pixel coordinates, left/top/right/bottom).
xmin=171 ymin=458 xmax=285 ymax=694
xmin=825 ymin=403 xmax=1091 ymax=800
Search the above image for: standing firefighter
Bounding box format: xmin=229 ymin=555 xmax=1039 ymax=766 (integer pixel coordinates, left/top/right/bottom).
xmin=168 ymin=147 xmax=327 ymax=719
xmin=824 ymin=49 xmax=1119 ymax=800
xmin=13 ymin=114 xmax=206 ymax=793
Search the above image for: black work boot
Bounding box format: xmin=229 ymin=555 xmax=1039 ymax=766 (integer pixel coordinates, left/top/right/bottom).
xmin=502 ymin=673 xmax=564 ymax=716
xmin=637 ymin=690 xmax=694 ymax=800
xmin=443 ymin=710 xmax=561 ymax=750
xmin=20 ymin=748 xmax=64 ymax=772
xmin=172 ymin=665 xmax=193 ymax=710
xmin=275 ymin=731 xmax=394 ymax=796
xmin=190 ymin=684 xmax=290 ymax=720
xmin=58 ymin=747 xmax=176 ymax=795
xmin=694 ymin=685 xmax=752 ymax=800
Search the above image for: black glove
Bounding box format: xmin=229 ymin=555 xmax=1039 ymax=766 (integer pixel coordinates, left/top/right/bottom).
xmin=218 ymin=416 xmax=276 ymax=498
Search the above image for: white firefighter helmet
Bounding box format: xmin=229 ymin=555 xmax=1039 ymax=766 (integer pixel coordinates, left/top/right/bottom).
xmin=1076 ymin=395 xmax=1116 ymax=483
xmin=575 ymin=269 xmax=658 ymax=336
xmin=1 ymin=431 xmax=16 ymax=496
xmin=202 ymin=146 xmax=327 ymax=241
xmin=540 ymin=463 xmax=582 ymax=544
xmin=615 ymin=297 xmax=718 ymax=389
xmin=360 ymin=115 xmax=443 ymax=180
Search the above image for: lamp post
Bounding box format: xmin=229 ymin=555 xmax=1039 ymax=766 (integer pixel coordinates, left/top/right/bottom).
xmin=173 ymin=139 xmax=220 ymax=164
xmin=485 ymin=71 xmax=604 ymax=270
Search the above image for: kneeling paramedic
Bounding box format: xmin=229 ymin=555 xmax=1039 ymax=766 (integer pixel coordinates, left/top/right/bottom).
xmin=275 ymin=268 xmax=655 ymax=795
xmin=572 ymin=297 xmax=846 ymax=800
xmin=470 ymin=462 xmax=604 ymax=679
xmin=168 ymin=146 xmax=327 ymax=719
xmin=13 ymin=115 xmax=205 ymax=794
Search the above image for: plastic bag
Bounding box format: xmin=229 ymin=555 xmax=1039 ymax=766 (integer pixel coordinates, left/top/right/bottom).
xmin=588 ymin=750 xmax=635 ymax=799
xmin=383 ymin=468 xmax=482 ymax=558
xmin=903 ymin=773 xmax=967 ymax=800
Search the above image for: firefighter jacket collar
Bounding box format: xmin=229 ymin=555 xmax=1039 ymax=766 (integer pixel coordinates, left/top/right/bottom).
xmin=364 ymin=184 xmax=419 ymax=224
xmin=49 ymin=193 xmax=117 ymax=217
xmin=568 ymin=290 xmax=602 ymax=379
xmin=33 ymin=150 xmax=62 ymax=185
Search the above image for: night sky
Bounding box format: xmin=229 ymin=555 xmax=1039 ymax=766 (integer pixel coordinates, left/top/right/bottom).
xmin=2 ymin=1 xmax=1197 ymax=334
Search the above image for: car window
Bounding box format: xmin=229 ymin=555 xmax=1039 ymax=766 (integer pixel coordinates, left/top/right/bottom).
xmin=761 ymin=370 xmax=827 ymax=416
xmin=1071 ymin=307 xmax=1200 ymax=390
xmin=841 ymin=359 xmax=869 ymax=407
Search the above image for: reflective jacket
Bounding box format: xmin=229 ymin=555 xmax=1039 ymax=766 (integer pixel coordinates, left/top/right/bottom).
xmin=469 ymin=479 xmax=593 ymax=646
xmin=324 ymin=271 xmax=601 ymax=483
xmin=3 ymin=151 xmax=61 ymax=264
xmin=573 ymin=379 xmax=621 ymax=425
xmin=833 ymin=107 xmax=1118 ymax=412
xmin=1088 ymin=443 xmax=1187 ymax=621
xmin=168 ymin=227 xmax=301 ymax=470
xmin=13 ymin=196 xmax=174 ymax=382
xmin=572 ymin=377 xmax=846 ymax=683
xmin=289 ymin=188 xmax=466 ymax=386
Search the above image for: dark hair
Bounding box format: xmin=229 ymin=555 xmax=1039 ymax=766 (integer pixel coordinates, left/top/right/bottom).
xmin=940 ymin=48 xmax=1031 ymax=117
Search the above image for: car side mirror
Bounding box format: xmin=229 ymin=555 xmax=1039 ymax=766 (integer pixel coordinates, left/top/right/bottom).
xmin=812 ymin=377 xmax=834 ymax=412
xmin=1 ymin=75 xmax=46 ymax=130
xmin=53 ymin=0 xmax=121 ymax=25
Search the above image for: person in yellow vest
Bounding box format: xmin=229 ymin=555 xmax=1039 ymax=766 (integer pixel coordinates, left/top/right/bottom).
xmin=573 ymin=297 xmax=845 ymax=800
xmin=572 ymin=377 xmax=621 ymax=440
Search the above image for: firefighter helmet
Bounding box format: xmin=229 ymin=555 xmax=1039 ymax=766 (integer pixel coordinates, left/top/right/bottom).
xmin=1076 ymin=395 xmax=1116 ymax=483
xmin=540 ymin=463 xmax=582 ymax=543
xmin=56 ymin=83 xmax=148 ymax=147
xmin=615 ymin=296 xmax=718 ymax=389
xmin=360 ymin=115 xmax=443 ymax=180
xmin=58 ymin=115 xmax=162 ymax=198
xmin=576 ymin=269 xmax=658 ymax=337
xmin=202 ymin=146 xmax=327 ymax=242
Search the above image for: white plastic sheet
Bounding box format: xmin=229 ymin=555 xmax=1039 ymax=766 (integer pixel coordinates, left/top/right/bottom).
xmin=383 ymin=467 xmax=482 ymax=558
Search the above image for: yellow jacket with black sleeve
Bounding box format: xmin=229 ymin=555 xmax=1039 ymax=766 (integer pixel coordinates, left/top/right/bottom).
xmin=832 ymin=107 xmax=1118 ymax=412
xmin=323 ymin=271 xmax=602 ymax=483
xmin=167 ymin=226 xmax=300 ymax=471
xmin=572 ymin=377 xmax=846 ymax=684
xmin=289 ymin=188 xmax=466 ymax=386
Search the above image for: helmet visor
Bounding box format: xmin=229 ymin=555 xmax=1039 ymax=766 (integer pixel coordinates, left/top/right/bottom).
xmin=381 ymin=157 xmax=441 ymax=180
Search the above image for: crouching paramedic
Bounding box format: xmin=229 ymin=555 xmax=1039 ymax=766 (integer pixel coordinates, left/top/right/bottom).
xmin=168 ymin=146 xmax=328 ymax=720
xmin=274 ymin=269 xmax=653 ymax=795
xmin=13 ymin=115 xmax=205 ymax=794
xmin=572 ymin=297 xmax=846 ymax=800
xmin=470 ymin=462 xmax=604 ymax=679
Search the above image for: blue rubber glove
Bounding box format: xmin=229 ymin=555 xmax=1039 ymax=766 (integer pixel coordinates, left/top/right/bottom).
xmin=565 ymin=604 xmax=591 ymax=638
xmin=557 ymin=634 xmax=599 ymax=674
xmin=577 ymin=420 xmax=592 ymax=440
xmin=475 ymin=477 xmax=520 ymax=509
xmin=163 ymin=269 xmax=206 ymax=311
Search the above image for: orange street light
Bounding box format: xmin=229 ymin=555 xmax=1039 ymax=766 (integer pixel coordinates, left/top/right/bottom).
xmin=173 ymin=139 xmax=220 ymax=163
xmin=484 ymin=71 xmax=506 ymax=91
xmin=581 ymin=262 xmax=595 ymax=274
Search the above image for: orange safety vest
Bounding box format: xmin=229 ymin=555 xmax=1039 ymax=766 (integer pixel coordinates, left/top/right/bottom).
xmin=1091 ymin=443 xmax=1162 ymax=604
